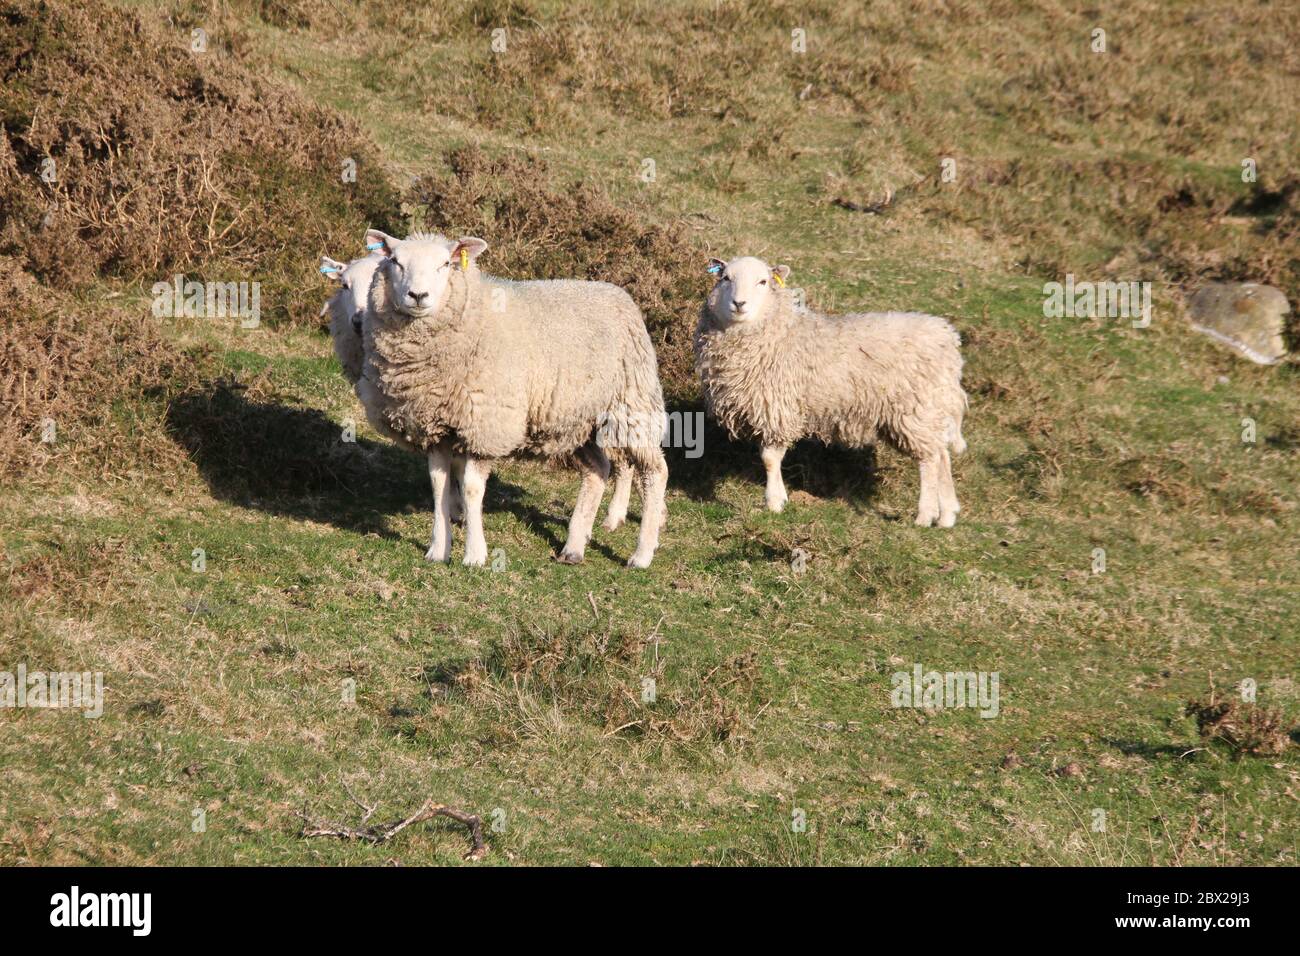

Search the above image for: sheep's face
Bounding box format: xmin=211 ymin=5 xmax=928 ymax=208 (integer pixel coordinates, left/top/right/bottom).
xmin=706 ymin=256 xmax=791 ymax=324
xmin=366 ymin=230 xmax=488 ymax=321
xmin=321 ymin=252 xmax=382 ymax=335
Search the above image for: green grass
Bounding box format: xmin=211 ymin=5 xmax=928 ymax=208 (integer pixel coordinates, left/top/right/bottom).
xmin=1 ymin=0 xmax=1297 ymax=865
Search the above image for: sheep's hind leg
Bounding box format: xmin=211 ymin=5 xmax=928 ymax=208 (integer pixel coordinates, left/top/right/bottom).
xmin=761 ymin=444 xmax=789 ymax=512
xmin=449 ymin=455 xmax=466 ymax=526
xmin=937 ymin=448 xmax=960 ymax=528
xmin=627 ymin=447 xmax=668 ymax=569
xmin=602 ymin=456 xmax=634 ymax=532
xmin=915 ymin=453 xmax=941 ymax=527
xmin=559 ymin=444 xmax=610 ymax=564
xmin=460 ymin=456 xmax=492 ymax=567
xmin=425 ymin=444 xmax=454 ymax=562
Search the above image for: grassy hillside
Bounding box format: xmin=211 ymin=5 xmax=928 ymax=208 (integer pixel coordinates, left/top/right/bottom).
xmin=1 ymin=0 xmax=1297 ymax=864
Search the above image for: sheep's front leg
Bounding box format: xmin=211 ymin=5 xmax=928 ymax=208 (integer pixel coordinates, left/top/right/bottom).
xmin=461 ymin=456 xmax=492 ymax=567
xmin=915 ymin=453 xmax=941 ymax=527
xmin=425 ymin=444 xmax=454 ymax=562
xmin=761 ymin=444 xmax=789 ymax=513
xmin=559 ymin=444 xmax=610 ymax=564
xmin=602 ymin=457 xmax=634 ymax=532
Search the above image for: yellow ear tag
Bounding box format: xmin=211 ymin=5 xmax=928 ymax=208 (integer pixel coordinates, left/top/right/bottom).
xmin=772 ymin=272 xmax=785 ymax=288
xmin=460 ymin=248 xmax=469 ymax=271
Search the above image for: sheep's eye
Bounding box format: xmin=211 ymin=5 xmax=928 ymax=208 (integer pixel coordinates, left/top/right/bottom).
xmin=342 ymin=280 xmax=351 ymax=290
xmin=759 ymin=279 xmax=767 ymax=286
xmin=722 ymin=274 xmax=730 ymax=282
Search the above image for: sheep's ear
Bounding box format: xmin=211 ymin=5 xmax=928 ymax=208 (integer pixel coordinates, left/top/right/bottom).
xmin=365 ymin=229 xmax=399 ymax=257
xmin=707 ymin=258 xmax=726 ymax=276
xmin=452 ymin=237 xmax=488 ymax=261
xmin=773 ymin=265 xmax=791 ymax=282
xmin=319 ymin=256 xmax=346 ymax=282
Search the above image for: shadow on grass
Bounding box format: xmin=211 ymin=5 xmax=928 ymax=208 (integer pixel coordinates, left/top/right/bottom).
xmin=166 ymin=378 xmax=426 ymax=539
xmin=164 ymin=379 xmax=617 ymax=560
xmin=166 ymin=382 xmax=883 ymax=557
xmin=1103 ymin=738 xmax=1195 ymax=760
xmin=666 ymin=399 xmax=882 ymax=511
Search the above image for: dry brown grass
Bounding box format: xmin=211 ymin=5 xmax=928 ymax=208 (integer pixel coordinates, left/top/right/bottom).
xmin=1186 ymin=690 xmax=1294 ymax=759
xmin=0 ymin=257 xmax=201 ymax=478
xmin=0 ymin=0 xmax=412 ymax=479
xmin=447 ymin=623 xmax=763 ymax=746
xmin=0 ymin=0 xmax=396 ymax=317
xmin=456 ymin=0 xmax=894 ymax=131
xmin=1 ymin=532 xmax=132 ymax=610
xmin=813 ymin=2 xmax=1300 ymax=304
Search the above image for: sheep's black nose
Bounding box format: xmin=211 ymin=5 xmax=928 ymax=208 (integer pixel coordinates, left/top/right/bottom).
xmin=408 ymin=290 xmax=429 ymax=305
xmin=351 ymin=312 xmax=363 ymax=334
xmin=732 ymin=300 xmax=746 ymax=310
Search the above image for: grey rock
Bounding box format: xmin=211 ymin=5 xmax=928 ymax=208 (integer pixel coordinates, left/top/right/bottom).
xmin=1186 ymin=282 xmax=1290 ymax=365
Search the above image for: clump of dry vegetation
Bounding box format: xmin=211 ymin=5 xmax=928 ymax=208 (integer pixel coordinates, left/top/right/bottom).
xmin=0 ymin=257 xmax=200 ymax=477
xmin=0 ymin=0 xmax=397 ymax=316
xmin=1186 ymin=690 xmax=1294 ymax=759
xmin=409 ymin=145 xmax=710 ymax=400
xmin=1 ymin=531 xmax=134 ymax=612
xmin=448 ymin=623 xmax=762 ymax=746
xmin=0 ymin=0 xmax=409 ymax=478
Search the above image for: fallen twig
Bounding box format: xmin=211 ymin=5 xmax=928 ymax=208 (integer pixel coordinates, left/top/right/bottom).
xmin=301 ymin=797 xmax=488 ymax=861
xmin=831 ymin=187 xmax=895 ymax=215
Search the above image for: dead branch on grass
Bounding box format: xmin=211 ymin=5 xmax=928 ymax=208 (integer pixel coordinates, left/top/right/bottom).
xmin=301 ymin=797 xmax=488 ymax=861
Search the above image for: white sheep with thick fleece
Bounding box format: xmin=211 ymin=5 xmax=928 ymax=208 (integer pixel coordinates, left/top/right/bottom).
xmin=321 ymin=248 xmax=466 ymax=523
xmin=357 ymin=229 xmax=669 ymax=568
xmin=319 ymin=251 xmax=383 ymax=385
xmin=695 ymin=255 xmax=968 ymax=526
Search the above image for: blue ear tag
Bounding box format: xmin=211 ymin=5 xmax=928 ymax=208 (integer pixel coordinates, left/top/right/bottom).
xmin=707 ymin=263 xmax=723 ymax=275
xmin=366 ymin=241 xmax=384 ymax=251
xmin=320 ymin=265 xmax=339 ymax=275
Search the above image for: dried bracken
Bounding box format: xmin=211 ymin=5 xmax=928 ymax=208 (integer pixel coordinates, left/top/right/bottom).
xmin=0 ymin=258 xmax=200 ymax=478
xmin=0 ymin=0 xmax=395 ymax=316
xmin=1185 ymin=690 xmax=1292 ymax=759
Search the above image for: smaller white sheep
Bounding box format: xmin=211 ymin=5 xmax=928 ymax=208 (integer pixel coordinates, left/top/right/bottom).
xmin=319 ymin=250 xmax=384 ymax=385
xmin=695 ymin=256 xmax=968 ymax=526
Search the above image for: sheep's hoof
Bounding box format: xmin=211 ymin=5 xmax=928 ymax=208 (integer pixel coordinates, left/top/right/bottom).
xmin=626 ymin=552 xmax=653 ymax=569
xmin=937 ymin=512 xmax=958 ymax=528
xmin=765 ymin=497 xmax=787 ymax=514
xmin=602 ymin=515 xmax=626 ymax=532
xmin=424 ymin=547 xmax=451 ymax=563
xmin=914 ymin=513 xmax=938 ymax=527
xmin=556 ymin=550 xmax=585 ymax=565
